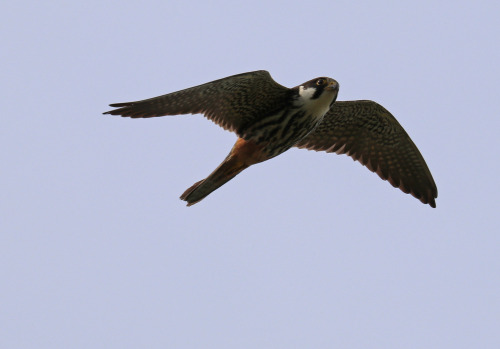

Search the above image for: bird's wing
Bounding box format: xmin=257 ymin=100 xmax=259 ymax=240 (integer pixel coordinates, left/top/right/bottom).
xmin=103 ymin=70 xmax=289 ymax=135
xmin=295 ymin=100 xmax=438 ymax=207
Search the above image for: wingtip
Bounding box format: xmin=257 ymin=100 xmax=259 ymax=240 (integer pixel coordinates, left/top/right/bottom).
xmin=425 ymin=187 xmax=438 ymax=208
xmin=109 ymin=102 xmax=130 ymax=108
xmin=102 ymin=109 xmax=118 ymax=115
xmin=103 ymin=104 xmax=129 ymax=115
xmin=103 ymin=103 xmax=119 ymax=115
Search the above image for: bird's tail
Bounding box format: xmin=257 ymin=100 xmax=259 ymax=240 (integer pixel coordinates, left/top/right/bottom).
xmin=180 ymin=154 xmax=248 ymax=206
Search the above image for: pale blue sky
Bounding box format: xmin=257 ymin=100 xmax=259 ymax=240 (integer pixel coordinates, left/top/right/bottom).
xmin=2 ymin=1 xmax=499 ymax=348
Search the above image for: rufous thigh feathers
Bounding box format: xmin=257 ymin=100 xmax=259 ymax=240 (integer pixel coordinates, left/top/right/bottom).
xmin=180 ymin=138 xmax=268 ymax=206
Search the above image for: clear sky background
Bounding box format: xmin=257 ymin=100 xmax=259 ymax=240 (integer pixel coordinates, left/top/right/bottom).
xmin=2 ymin=1 xmax=499 ymax=348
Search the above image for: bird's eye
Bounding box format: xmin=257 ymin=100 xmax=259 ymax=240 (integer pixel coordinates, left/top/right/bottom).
xmin=316 ymin=79 xmax=325 ymax=86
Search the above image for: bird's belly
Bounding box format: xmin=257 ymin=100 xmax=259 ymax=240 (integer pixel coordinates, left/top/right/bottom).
xmin=243 ymin=109 xmax=324 ymax=159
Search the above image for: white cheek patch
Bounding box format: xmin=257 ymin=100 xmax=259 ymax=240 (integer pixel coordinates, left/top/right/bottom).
xmin=297 ymin=85 xmax=333 ymax=118
xmin=298 ymin=85 xmax=316 ymax=100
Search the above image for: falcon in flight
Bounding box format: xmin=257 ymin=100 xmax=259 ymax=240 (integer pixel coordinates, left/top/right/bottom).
xmin=104 ymin=70 xmax=437 ymax=207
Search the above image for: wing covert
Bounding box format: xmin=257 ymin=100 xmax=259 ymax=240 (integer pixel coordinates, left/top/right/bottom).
xmin=103 ymin=70 xmax=290 ymax=135
xmin=296 ymin=100 xmax=438 ymax=207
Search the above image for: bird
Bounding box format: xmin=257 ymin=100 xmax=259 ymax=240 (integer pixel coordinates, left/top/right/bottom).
xmin=103 ymin=70 xmax=437 ymax=207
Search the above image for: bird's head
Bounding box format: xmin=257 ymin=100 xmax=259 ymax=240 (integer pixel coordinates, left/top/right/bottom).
xmin=295 ymin=77 xmax=339 ymax=116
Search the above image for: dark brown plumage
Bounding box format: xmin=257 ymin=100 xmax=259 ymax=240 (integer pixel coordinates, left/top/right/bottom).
xmin=104 ymin=71 xmax=291 ymax=136
xmin=296 ymin=101 xmax=437 ymax=207
xmin=104 ymin=70 xmax=437 ymax=207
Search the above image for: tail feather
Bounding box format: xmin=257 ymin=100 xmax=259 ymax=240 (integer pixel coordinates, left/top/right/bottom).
xmin=180 ymin=157 xmax=248 ymax=206
xmin=180 ymin=179 xmax=208 ymax=207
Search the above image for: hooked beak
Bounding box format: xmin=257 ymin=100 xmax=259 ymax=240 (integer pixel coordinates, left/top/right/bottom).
xmin=325 ymin=79 xmax=339 ymax=91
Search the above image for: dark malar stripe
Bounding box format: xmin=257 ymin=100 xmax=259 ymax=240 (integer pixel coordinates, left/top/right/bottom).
xmin=311 ymin=87 xmax=323 ymax=99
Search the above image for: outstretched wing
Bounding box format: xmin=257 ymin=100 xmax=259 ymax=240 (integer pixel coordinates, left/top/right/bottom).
xmin=103 ymin=70 xmax=290 ymax=135
xmin=295 ymin=100 xmax=438 ymax=207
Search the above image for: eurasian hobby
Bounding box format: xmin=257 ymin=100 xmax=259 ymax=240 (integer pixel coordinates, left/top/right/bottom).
xmin=104 ymin=70 xmax=437 ymax=207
